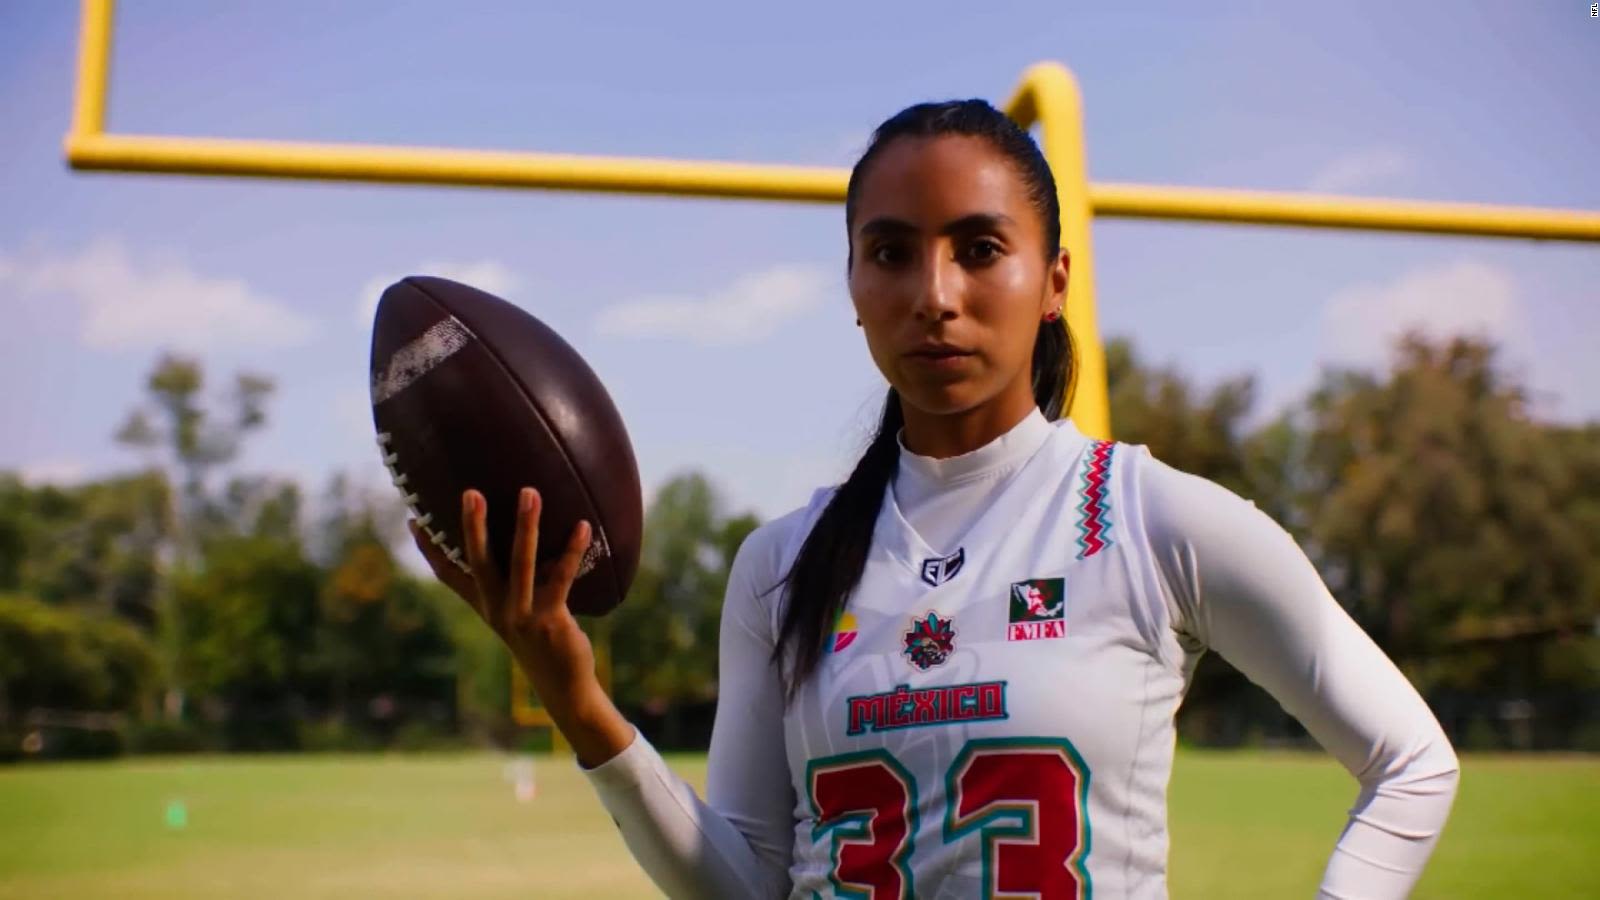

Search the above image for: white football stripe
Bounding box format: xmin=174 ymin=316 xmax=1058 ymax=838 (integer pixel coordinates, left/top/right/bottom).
xmin=370 ymin=316 xmax=473 ymax=404
xmin=576 ymin=529 xmax=611 ymax=578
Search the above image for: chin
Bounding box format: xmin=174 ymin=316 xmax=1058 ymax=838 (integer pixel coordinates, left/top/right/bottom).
xmin=897 ymin=383 xmax=987 ymax=417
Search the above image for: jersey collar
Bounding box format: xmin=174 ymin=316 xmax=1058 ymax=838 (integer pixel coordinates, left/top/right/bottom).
xmin=872 ymin=417 xmax=1087 ymax=583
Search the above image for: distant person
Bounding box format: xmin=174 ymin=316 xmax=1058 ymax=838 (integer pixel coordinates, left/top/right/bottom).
xmin=414 ymin=99 xmax=1459 ymax=898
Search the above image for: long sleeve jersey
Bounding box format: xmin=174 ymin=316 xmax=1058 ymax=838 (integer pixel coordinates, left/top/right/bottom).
xmin=582 ymin=409 xmax=1459 ymax=898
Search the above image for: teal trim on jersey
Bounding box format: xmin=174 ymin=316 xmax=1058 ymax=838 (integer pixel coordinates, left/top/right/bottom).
xmin=806 ymin=749 xmax=920 ymax=900
xmin=941 ymin=737 xmax=1094 ymax=900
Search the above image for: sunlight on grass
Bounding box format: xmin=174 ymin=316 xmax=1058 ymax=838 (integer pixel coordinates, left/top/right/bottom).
xmin=0 ymin=751 xmax=1593 ymax=898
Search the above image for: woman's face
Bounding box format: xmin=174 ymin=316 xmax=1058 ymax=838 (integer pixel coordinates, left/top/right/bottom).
xmin=848 ymin=135 xmax=1067 ymax=421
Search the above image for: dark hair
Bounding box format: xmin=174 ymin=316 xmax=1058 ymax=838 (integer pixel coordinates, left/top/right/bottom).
xmin=771 ymin=99 xmax=1076 ymax=698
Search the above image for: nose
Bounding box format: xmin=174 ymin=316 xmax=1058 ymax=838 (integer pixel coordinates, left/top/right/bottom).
xmin=910 ymin=253 xmax=959 ymax=323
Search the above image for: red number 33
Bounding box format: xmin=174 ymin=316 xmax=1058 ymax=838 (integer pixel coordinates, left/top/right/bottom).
xmin=807 ymin=739 xmax=1091 ymax=899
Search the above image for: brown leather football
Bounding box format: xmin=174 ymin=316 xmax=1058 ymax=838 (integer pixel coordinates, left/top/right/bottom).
xmin=369 ymin=276 xmax=642 ymax=616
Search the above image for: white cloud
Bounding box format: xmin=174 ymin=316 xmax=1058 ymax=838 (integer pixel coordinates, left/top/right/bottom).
xmin=1319 ymin=261 xmax=1531 ymax=369
xmin=356 ymin=260 xmax=521 ymax=327
xmin=1307 ymin=147 xmax=1415 ymax=194
xmin=0 ymin=239 xmax=315 ymax=351
xmin=594 ymin=264 xmax=835 ymax=345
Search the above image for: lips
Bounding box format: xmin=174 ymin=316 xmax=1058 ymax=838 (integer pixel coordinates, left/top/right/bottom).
xmin=907 ymin=341 xmax=974 ymax=359
xmin=905 ymin=342 xmax=975 ymax=373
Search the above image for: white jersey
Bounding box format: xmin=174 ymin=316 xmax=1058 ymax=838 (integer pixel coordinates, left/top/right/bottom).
xmin=583 ymin=412 xmax=1459 ymax=899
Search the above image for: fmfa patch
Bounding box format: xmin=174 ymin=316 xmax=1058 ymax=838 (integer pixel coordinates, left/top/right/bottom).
xmin=920 ymin=547 xmax=965 ymax=587
xmin=1008 ymin=578 xmax=1066 ymax=641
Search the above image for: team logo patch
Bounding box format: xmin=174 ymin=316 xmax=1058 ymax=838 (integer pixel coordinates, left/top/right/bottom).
xmin=903 ymin=611 xmax=956 ymax=670
xmin=920 ymin=548 xmax=965 ymax=587
xmin=825 ymin=611 xmax=859 ymax=654
xmin=1008 ymin=578 xmax=1067 ymax=641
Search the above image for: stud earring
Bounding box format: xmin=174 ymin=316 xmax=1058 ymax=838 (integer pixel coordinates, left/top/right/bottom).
xmin=855 ymin=318 xmax=862 ymax=326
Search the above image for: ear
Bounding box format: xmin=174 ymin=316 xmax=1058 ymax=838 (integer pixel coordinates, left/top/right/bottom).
xmin=1043 ymin=247 xmax=1070 ymax=318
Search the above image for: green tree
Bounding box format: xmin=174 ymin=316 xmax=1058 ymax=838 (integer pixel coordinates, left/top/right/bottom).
xmin=115 ymin=353 xmax=273 ymax=558
xmin=1106 ymin=338 xmax=1261 ymax=496
xmin=167 ymin=532 xmax=322 ymax=749
xmin=112 ymin=354 xmax=281 ymax=722
xmin=312 ymin=485 xmax=458 ymax=744
xmin=608 ymin=473 xmax=759 ymax=747
xmin=0 ymin=472 xmax=173 ymax=629
xmin=0 ymin=594 xmax=158 ymax=722
xmin=1297 ymin=334 xmax=1599 ymax=698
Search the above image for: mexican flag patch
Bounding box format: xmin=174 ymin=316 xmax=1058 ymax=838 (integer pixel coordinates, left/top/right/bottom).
xmin=1008 ymin=578 xmax=1066 ymax=641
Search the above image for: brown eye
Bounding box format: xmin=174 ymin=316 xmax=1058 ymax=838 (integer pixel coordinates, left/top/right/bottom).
xmin=963 ymin=239 xmax=1002 ymax=263
xmin=872 ymin=243 xmax=909 ymax=266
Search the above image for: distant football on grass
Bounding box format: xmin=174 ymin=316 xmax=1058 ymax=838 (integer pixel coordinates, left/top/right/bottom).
xmin=368 ymin=276 xmax=641 ymax=616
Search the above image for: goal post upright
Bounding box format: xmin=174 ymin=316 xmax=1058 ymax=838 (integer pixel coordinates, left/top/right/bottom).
xmin=1003 ymin=63 xmax=1108 ymax=438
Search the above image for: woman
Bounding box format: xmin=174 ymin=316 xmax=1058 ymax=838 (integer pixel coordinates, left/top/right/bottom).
xmin=413 ymin=100 xmax=1459 ymax=898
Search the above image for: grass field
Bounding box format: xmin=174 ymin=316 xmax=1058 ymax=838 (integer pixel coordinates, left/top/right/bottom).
xmin=1 ymin=751 xmax=1595 ymax=898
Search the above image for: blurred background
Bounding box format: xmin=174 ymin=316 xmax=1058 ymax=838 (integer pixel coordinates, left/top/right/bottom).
xmin=1 ymin=2 xmax=1596 ymax=898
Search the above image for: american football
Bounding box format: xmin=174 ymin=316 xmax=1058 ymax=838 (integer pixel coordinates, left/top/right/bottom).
xmin=368 ymin=276 xmax=642 ymax=616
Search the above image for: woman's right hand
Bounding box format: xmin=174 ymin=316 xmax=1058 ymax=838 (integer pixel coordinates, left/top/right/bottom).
xmin=410 ymin=486 xmax=634 ymax=768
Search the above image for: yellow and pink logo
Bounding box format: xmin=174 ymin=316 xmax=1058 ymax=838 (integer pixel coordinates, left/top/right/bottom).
xmin=827 ymin=612 xmax=859 ymax=654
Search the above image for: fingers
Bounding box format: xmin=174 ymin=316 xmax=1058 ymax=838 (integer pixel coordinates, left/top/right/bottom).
xmin=459 ymin=487 xmax=591 ymax=627
xmin=461 ymin=489 xmax=496 ymax=591
xmin=510 ymin=488 xmax=541 ymax=619
xmin=540 ymin=518 xmax=593 ymax=610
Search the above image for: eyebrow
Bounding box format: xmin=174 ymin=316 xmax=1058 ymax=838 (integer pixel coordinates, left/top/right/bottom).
xmin=857 ymin=212 xmax=1018 ymax=238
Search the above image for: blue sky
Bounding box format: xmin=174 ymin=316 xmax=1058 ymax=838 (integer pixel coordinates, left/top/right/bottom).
xmin=3 ymin=1 xmax=1597 ymax=521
